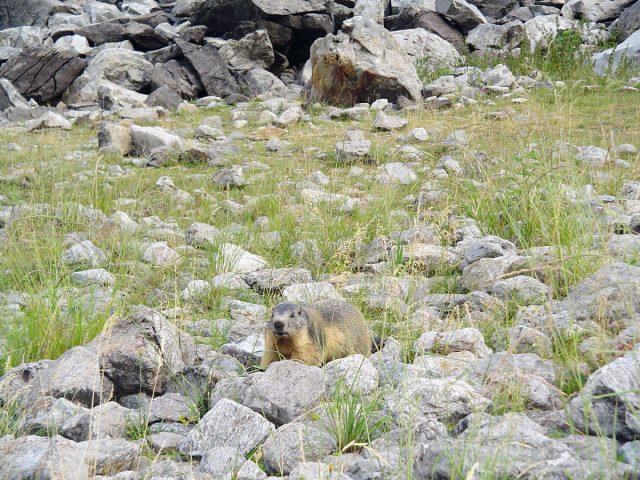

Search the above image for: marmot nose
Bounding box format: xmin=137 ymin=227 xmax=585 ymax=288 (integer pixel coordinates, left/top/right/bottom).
xmin=273 ymin=321 xmax=284 ymax=331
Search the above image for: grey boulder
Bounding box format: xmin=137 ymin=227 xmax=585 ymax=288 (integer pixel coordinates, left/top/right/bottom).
xmin=310 ymin=16 xmax=422 ymax=105
xmin=243 ymin=360 xmax=326 ymax=425
xmin=391 ymin=28 xmax=462 ymax=74
xmin=571 ymin=348 xmax=640 ymax=440
xmin=178 ymin=398 xmax=275 ymax=458
xmin=262 ymin=423 xmax=337 ymax=475
xmin=94 ymin=306 xmax=190 ymax=395
xmin=593 ymin=29 xmax=640 ymax=75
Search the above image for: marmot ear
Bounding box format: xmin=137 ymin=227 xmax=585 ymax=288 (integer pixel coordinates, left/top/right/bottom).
xmin=298 ymin=308 xmax=303 ymax=315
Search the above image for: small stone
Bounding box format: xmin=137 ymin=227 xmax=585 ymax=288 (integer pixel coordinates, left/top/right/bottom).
xmin=130 ymin=125 xmax=184 ymax=154
xmin=25 ymin=111 xmax=71 ymax=131
xmin=373 ymin=111 xmax=408 ymax=131
xmin=275 ymin=105 xmax=303 ymax=127
xmin=443 ymin=129 xmax=469 ymax=148
xmin=98 ymin=122 xmax=133 ymax=155
xmin=282 ymin=282 xmax=344 ymax=303
xmin=263 ymin=424 xmax=337 ymax=476
xmin=491 ymin=275 xmax=551 ymax=305
xmin=212 ymin=166 xmax=246 ymax=188
xmin=216 ymin=244 xmax=268 ymax=274
xmin=613 ymin=144 xmax=638 ymax=156
xmin=185 ymin=222 xmax=221 ymax=248
xmin=481 ymin=64 xmax=515 ymax=88
xmin=336 ymin=130 xmax=371 ymax=160
xmin=141 ymin=242 xmax=181 ymax=267
xmin=323 ymin=354 xmax=378 ymax=395
xmin=244 ymin=268 xmax=313 ymax=293
xmin=415 ymin=328 xmax=492 ymax=358
xmin=149 ymin=432 xmax=184 ymax=453
xmin=62 ymin=240 xmax=107 ymax=267
xmin=70 ymin=268 xmax=115 ymax=287
xmin=410 ymin=127 xmax=429 ymax=141
xmin=370 ymin=98 xmax=388 ymax=110
xmin=180 ymin=280 xmax=212 ymax=301
xmin=379 ymin=162 xmax=417 ymax=185
xmin=575 ymin=145 xmax=608 ymax=166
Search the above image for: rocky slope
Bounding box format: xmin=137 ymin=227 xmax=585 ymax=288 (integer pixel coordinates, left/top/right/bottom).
xmin=1 ymin=0 xmax=640 ymax=479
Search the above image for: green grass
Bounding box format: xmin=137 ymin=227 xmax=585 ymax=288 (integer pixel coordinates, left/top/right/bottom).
xmin=2 ymin=79 xmax=638 ymax=373
xmin=0 ymin=53 xmax=639 ymax=478
xmin=323 ymin=380 xmax=389 ymax=453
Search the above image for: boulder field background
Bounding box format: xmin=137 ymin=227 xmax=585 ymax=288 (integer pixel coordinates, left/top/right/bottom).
xmin=1 ymin=0 xmax=640 ymax=479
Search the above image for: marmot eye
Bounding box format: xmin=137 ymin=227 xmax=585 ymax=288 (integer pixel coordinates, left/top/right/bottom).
xmin=290 ymin=312 xmax=295 ymax=318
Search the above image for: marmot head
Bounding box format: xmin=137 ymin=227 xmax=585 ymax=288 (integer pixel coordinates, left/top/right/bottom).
xmin=269 ymin=303 xmax=308 ymax=339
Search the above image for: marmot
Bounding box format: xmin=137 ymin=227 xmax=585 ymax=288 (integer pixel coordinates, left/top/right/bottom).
xmin=260 ymin=299 xmax=380 ymax=368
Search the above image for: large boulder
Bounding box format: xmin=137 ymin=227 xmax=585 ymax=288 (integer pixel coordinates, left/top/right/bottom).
xmin=242 ymin=360 xmax=326 ymax=425
xmin=435 ymin=0 xmax=487 ymax=33
xmin=0 ymin=435 xmax=88 ymax=479
xmin=219 ymin=30 xmax=275 ymax=72
xmin=175 ymin=40 xmax=239 ymax=97
xmin=0 ymin=0 xmax=63 ymax=29
xmin=0 ymin=47 xmax=86 ymax=105
xmin=310 ymin=16 xmax=422 ymax=105
xmin=560 ymin=261 xmax=640 ymax=326
xmin=391 ymin=28 xmax=462 ymax=73
xmin=177 ymin=398 xmax=275 ymax=458
xmin=618 ymin=1 xmax=640 ymax=41
xmin=150 ymin=59 xmax=203 ymax=99
xmin=0 ymin=79 xmax=30 ymax=111
xmin=386 ymin=5 xmax=465 ymax=52
xmin=523 ymin=14 xmax=575 ymax=53
xmin=185 ymin=0 xmax=333 ymax=66
xmin=465 ymin=0 xmax=518 ymax=20
xmin=26 ymin=346 xmax=114 ymax=408
xmin=414 ymin=412 xmax=634 ymax=479
xmin=187 ymin=0 xmax=332 ymax=35
xmin=570 ymin=348 xmax=640 ymax=441
xmin=65 ymin=48 xmax=152 ymax=104
xmin=561 ymin=0 xmax=636 ymax=22
xmin=0 ymin=26 xmax=50 ymax=50
xmin=93 ymin=306 xmax=191 ymax=396
xmin=466 ymin=21 xmax=525 ymax=51
xmin=593 ymin=29 xmax=640 ymax=74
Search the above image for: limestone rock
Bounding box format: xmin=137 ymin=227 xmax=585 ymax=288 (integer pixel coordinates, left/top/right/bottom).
xmin=27 ymin=346 xmax=113 ymax=408
xmin=323 ymin=354 xmax=379 ymax=395
xmin=131 ymin=125 xmax=184 ymax=155
xmin=263 ymin=423 xmax=337 ymax=475
xmin=391 ymin=28 xmax=462 ymax=74
xmin=219 ymin=31 xmax=275 ymax=72
xmin=562 ymin=0 xmax=635 ymax=22
xmin=176 ymin=39 xmax=239 ymax=97
xmin=0 ymin=435 xmax=88 ymax=479
xmin=95 ymin=306 xmax=189 ymax=395
xmin=310 ymin=16 xmax=422 ymax=104
xmin=216 ymin=244 xmax=268 ymax=274
xmin=571 ymin=348 xmax=640 ymax=440
xmin=0 ymin=78 xmax=30 ymax=111
xmin=0 ymin=47 xmax=86 ymax=105
xmin=243 ymin=361 xmax=326 ymax=425
xmin=593 ymin=29 xmax=640 ymax=75
xmin=178 ymin=398 xmax=275 ymax=458
xmin=66 ymin=48 xmax=152 ymax=104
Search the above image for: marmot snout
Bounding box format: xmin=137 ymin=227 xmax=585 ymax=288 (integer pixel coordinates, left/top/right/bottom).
xmin=261 ymin=300 xmax=377 ymax=368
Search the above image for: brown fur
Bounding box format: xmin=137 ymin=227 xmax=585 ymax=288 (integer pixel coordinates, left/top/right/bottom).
xmin=260 ymin=300 xmax=373 ymax=368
